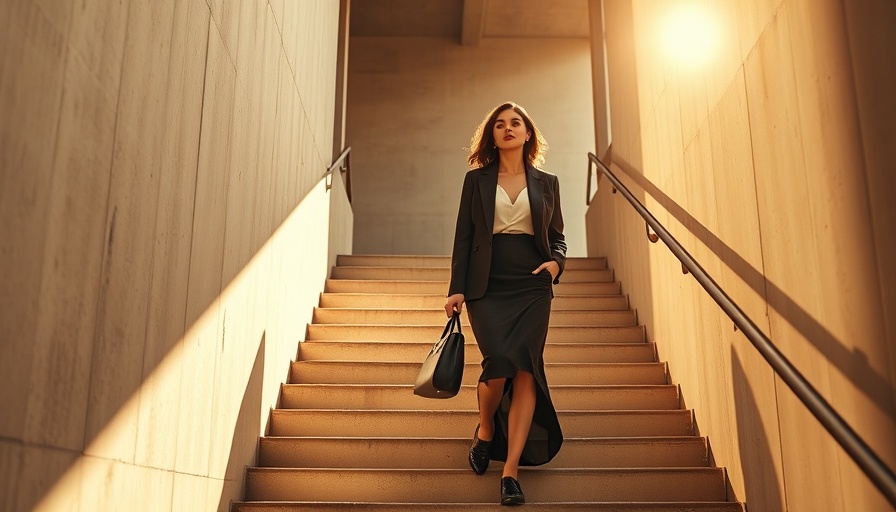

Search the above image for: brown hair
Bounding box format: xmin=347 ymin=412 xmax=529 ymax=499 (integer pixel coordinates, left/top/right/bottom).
xmin=467 ymin=102 xmax=548 ymax=169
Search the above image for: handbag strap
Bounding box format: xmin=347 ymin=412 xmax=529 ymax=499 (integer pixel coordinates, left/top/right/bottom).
xmin=441 ymin=311 xmax=462 ymax=338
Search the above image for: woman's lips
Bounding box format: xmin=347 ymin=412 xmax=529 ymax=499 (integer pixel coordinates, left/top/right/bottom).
xmin=503 ymin=135 xmax=515 ymax=141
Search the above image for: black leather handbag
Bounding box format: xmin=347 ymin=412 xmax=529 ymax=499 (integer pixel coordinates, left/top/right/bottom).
xmin=413 ymin=312 xmax=465 ymax=398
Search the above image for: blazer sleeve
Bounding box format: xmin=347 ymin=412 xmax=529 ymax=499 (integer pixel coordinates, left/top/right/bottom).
xmin=448 ymin=171 xmax=474 ymax=296
xmin=548 ymin=175 xmax=567 ymax=284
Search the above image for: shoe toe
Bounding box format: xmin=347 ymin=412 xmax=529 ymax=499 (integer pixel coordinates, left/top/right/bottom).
xmin=500 ymin=476 xmax=525 ymax=506
xmin=468 ymin=424 xmax=491 ymax=475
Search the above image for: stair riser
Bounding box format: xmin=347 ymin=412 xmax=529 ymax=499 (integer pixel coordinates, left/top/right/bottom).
xmin=257 ymin=438 xmax=709 ymax=468
xmin=278 ymin=385 xmax=680 ymax=410
xmin=330 ymin=267 xmax=614 ymax=283
xmin=244 ymin=469 xmax=728 ymax=502
xmin=297 ymin=342 xmax=658 ymax=364
xmin=336 ymin=255 xmax=608 ymax=270
xmin=239 ymin=256 xmax=741 ymax=511
xmin=306 ymin=325 xmax=645 ymax=343
xmin=319 ymin=294 xmax=629 ymax=310
xmin=289 ymin=362 xmax=667 ymax=385
xmin=324 ymin=280 xmax=622 ymax=295
xmin=312 ymin=309 xmax=637 ymax=326
xmin=269 ymin=410 xmax=696 ymax=438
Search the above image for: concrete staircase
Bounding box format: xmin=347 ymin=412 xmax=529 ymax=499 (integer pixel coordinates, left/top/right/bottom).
xmin=232 ymin=255 xmax=744 ymax=511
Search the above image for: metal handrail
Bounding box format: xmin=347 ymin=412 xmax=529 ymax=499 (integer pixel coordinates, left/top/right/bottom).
xmin=324 ymin=146 xmax=352 ymax=204
xmin=587 ymin=152 xmax=896 ymax=507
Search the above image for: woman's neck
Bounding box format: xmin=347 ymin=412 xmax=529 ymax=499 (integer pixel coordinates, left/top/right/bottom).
xmin=497 ymin=148 xmax=526 ymax=175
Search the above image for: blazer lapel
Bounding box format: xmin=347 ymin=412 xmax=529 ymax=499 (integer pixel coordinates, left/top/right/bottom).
xmin=526 ymin=163 xmax=544 ymax=239
xmin=478 ymin=164 xmax=498 ymax=235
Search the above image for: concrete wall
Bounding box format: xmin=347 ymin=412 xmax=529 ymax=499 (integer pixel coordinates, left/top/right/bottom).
xmin=0 ymin=1 xmax=348 ymax=510
xmin=586 ymin=0 xmax=895 ymax=510
xmin=346 ymin=36 xmax=594 ymax=256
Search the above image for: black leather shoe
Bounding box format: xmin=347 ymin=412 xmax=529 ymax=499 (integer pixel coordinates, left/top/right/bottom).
xmin=468 ymin=424 xmax=491 ymax=475
xmin=501 ymin=476 xmax=525 ymax=506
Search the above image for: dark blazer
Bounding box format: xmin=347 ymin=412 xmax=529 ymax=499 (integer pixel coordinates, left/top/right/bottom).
xmin=448 ymin=161 xmax=567 ymax=300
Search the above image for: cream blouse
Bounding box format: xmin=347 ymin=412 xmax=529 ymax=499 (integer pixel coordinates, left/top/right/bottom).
xmin=493 ymin=186 xmax=535 ymax=235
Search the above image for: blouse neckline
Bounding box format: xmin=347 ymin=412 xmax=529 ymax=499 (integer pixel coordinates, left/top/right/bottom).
xmin=497 ymin=185 xmax=528 ymax=206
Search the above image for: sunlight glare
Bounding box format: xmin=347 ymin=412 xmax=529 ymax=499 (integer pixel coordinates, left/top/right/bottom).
xmin=660 ymin=3 xmax=720 ymax=68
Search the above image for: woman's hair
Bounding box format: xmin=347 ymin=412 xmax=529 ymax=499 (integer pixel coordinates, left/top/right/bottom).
xmin=467 ymin=102 xmax=548 ymax=169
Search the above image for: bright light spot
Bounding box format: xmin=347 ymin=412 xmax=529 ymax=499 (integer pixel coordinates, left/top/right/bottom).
xmin=659 ymin=3 xmax=720 ymax=68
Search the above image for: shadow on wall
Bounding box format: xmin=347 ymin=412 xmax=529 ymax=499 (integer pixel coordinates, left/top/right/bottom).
xmin=217 ymin=333 xmax=266 ymax=511
xmin=732 ymin=348 xmax=784 ymax=511
xmin=611 ymin=157 xmax=892 ymax=419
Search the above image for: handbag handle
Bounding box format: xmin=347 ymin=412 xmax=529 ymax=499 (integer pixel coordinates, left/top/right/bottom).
xmin=440 ymin=311 xmax=462 ymax=340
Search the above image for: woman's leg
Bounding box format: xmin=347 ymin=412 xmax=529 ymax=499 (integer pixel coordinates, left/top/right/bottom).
xmin=476 ymin=378 xmax=505 ymax=441
xmin=502 ymin=371 xmax=536 ymax=478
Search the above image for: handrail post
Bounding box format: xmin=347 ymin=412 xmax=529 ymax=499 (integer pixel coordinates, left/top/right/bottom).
xmin=324 ymin=147 xmax=352 ymax=206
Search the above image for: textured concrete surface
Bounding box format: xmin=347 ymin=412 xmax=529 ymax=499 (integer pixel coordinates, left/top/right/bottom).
xmin=0 ymin=0 xmax=349 ymax=510
xmin=586 ymin=1 xmax=896 ymax=511
xmin=346 ymin=35 xmax=595 ymax=256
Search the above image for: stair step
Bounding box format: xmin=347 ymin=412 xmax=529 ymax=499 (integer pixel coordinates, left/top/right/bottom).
xmin=257 ymin=436 xmax=709 ymax=469
xmin=330 ymin=267 xmax=614 ymax=283
xmin=278 ymin=384 xmax=680 ymax=410
xmin=311 ymin=308 xmax=637 ymax=326
xmin=289 ymin=361 xmax=668 ymax=385
xmin=269 ymin=410 xmax=696 ymax=437
xmin=232 ymin=501 xmax=744 ymax=511
xmin=324 ymin=280 xmax=622 ymax=295
xmin=296 ymin=341 xmax=657 ymax=363
xmin=306 ymin=324 xmax=645 ymax=343
xmin=244 ymin=468 xmax=728 ymax=502
xmin=319 ymin=293 xmax=629 ymax=310
xmin=237 ymin=255 xmax=741 ymax=511
xmin=336 ymin=255 xmax=608 ymax=270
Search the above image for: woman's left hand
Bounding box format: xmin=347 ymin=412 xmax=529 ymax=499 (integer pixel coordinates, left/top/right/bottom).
xmin=532 ymin=260 xmax=560 ymax=280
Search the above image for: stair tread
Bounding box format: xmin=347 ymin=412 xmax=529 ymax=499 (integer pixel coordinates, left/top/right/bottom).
xmin=249 ymin=467 xmax=720 ymax=472
xmin=312 ymin=308 xmax=634 ymax=314
xmin=294 ymin=361 xmax=661 ymax=365
xmin=244 ymin=467 xmax=728 ymax=502
xmin=320 ymin=293 xmax=624 ymax=297
xmin=238 ymin=257 xmax=737 ymax=510
xmin=232 ymin=501 xmax=744 ymax=511
xmin=324 ymin=280 xmax=623 ymax=295
xmin=270 ymin=409 xmax=690 ymax=415
xmin=306 ymin=324 xmax=646 ymax=343
xmin=297 ymin=341 xmax=657 ymax=364
xmin=298 ymin=340 xmax=653 ymax=346
xmin=278 ymin=384 xmax=680 ymax=411
xmin=257 ymin=436 xmax=710 ymax=469
xmin=325 ymin=279 xmax=620 ymax=284
xmin=260 ymin=435 xmax=704 ymax=441
xmin=282 ymin=383 xmax=676 ymax=388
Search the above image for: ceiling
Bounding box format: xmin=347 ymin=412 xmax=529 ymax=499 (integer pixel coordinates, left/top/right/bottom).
xmin=349 ymin=0 xmax=591 ymax=42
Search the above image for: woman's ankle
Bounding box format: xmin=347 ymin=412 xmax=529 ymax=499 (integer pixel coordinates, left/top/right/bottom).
xmin=477 ymin=421 xmax=495 ymax=441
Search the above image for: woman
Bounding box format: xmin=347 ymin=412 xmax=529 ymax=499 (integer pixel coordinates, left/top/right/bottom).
xmin=444 ymin=102 xmax=566 ymax=506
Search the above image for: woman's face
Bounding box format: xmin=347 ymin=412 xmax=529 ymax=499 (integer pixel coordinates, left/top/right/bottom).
xmin=492 ymin=108 xmax=530 ymax=151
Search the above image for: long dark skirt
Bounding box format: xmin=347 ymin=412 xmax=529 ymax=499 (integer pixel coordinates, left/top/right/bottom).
xmin=465 ymin=233 xmax=563 ymax=466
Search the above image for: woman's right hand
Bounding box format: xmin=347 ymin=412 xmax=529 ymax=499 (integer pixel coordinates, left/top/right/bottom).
xmin=445 ymin=294 xmax=465 ymax=317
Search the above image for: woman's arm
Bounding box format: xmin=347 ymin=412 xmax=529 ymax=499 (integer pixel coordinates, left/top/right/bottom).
xmin=448 ymin=172 xmax=475 ymax=298
xmin=547 ymin=175 xmax=566 ymax=284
